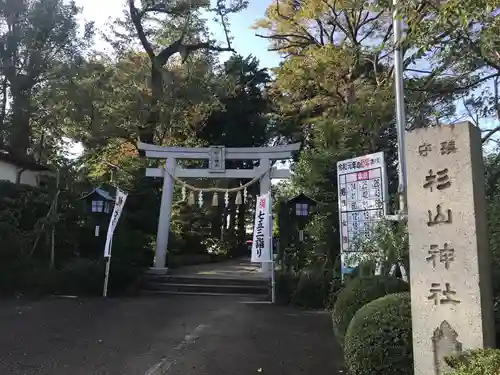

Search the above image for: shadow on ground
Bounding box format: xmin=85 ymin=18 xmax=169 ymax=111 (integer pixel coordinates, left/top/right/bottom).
xmin=0 ymin=295 xmax=344 ymax=375
xmin=165 ymin=301 xmax=344 ymax=375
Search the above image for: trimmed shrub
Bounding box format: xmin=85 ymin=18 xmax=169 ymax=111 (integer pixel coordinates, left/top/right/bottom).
xmin=0 ymin=257 xmax=58 ymax=295
xmin=326 ymin=275 xmax=343 ymax=309
xmin=446 ymin=348 xmax=500 ymax=375
xmin=292 ymin=268 xmax=333 ymax=309
xmin=55 ymin=258 xmax=143 ymax=296
xmin=332 ymin=275 xmax=409 ymax=343
xmin=492 ymin=298 xmax=500 ymax=350
xmin=275 ymin=269 xmax=299 ymax=305
xmin=344 ymin=292 xmax=413 ymax=375
xmin=55 ymin=258 xmax=104 ymax=296
xmin=357 ymin=259 xmax=377 ymax=276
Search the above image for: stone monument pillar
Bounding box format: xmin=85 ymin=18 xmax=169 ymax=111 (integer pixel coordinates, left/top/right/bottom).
xmin=405 ymin=122 xmax=495 ymax=375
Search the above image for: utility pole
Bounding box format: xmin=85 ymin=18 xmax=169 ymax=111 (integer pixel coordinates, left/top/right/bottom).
xmin=393 ymin=0 xmax=408 ymax=218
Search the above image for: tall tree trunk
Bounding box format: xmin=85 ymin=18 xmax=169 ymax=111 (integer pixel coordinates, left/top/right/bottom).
xmin=0 ymin=76 xmax=8 ymax=140
xmin=9 ymin=83 xmax=32 ymax=155
xmin=139 ymin=65 xmax=161 ymax=144
xmin=37 ymin=130 xmax=45 ymax=163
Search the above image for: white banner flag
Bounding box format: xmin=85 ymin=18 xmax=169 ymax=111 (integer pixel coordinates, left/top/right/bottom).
xmin=104 ymin=188 xmax=128 ymax=257
xmin=251 ymin=192 xmax=271 ymax=263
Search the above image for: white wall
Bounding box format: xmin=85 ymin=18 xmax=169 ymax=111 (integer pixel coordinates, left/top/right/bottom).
xmin=0 ymin=160 xmax=17 ymax=183
xmin=0 ymin=160 xmax=42 ymax=186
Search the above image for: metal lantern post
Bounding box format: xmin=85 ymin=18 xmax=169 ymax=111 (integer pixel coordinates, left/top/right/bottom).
xmin=278 ymin=194 xmax=318 ymax=270
xmin=288 ymin=193 xmax=318 ymax=240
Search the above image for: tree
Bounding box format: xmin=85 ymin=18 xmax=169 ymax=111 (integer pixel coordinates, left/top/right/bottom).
xmin=256 ymin=0 xmax=463 ymax=130
xmin=126 ymin=0 xmax=247 ymax=144
xmin=33 ymin=44 xmax=226 ymax=169
xmin=196 ymin=54 xmax=272 ymax=251
xmin=255 ymin=1 xmax=407 ymax=267
xmin=0 ymin=0 xmax=93 ymax=155
xmin=398 ymin=0 xmax=500 ymax=139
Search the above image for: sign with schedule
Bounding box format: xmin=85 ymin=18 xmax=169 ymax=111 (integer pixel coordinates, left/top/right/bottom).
xmin=337 ymin=152 xmax=388 ymax=273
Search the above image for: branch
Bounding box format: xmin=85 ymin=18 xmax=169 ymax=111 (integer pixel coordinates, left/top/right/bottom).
xmin=156 ymin=39 xmax=234 ymax=68
xmin=406 ymin=68 xmax=434 ymax=75
xmin=128 ymin=0 xmax=155 ymax=60
xmin=482 ymin=77 xmax=500 ymax=143
xmin=255 ymin=32 xmax=315 ymax=42
xmin=316 ymin=18 xmax=325 ymax=45
xmin=482 ymin=124 xmax=500 ymax=143
xmin=462 ymin=26 xmax=500 ymax=72
xmin=344 ymin=10 xmax=358 ymax=45
xmin=462 ymin=97 xmax=479 ymax=127
xmin=258 ymin=0 xmax=320 ymax=52
xmin=183 ymin=42 xmax=234 ymax=59
xmin=213 ymin=0 xmax=233 ymax=49
xmin=409 ymin=72 xmax=498 ymax=96
xmin=255 ymin=32 xmax=316 ymax=54
xmin=138 ymin=0 xmax=207 ymax=18
xmin=495 ymin=76 xmax=500 ymax=122
xmin=154 ymin=0 xmax=236 ymax=66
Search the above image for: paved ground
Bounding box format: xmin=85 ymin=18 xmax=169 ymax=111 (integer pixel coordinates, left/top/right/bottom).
xmin=170 ymin=258 xmax=266 ymax=280
xmin=0 ymin=295 xmax=343 ymax=375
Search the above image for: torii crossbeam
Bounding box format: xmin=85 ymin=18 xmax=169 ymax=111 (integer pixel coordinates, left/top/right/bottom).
xmin=138 ymin=142 xmax=300 ymax=275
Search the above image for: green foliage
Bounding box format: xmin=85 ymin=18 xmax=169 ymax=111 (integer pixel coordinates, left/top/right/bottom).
xmin=347 ymin=219 xmax=409 ymax=277
xmin=280 ymin=243 xmax=315 ymax=273
xmin=275 ymin=266 xmax=340 ymax=309
xmin=332 ymin=275 xmax=409 ymax=343
xmin=0 ymin=181 xmax=51 ymax=256
xmin=0 ymin=257 xmax=143 ymax=297
xmin=326 ymin=273 xmax=343 ymax=309
xmin=291 ymin=268 xmax=334 ymax=309
xmin=170 ymin=202 xmax=212 ymax=255
xmin=485 ymin=153 xmax=500 ymax=297
xmin=0 ymin=180 xmax=84 ymax=262
xmin=0 ymin=257 xmax=57 ymax=295
xmin=275 ymin=269 xmax=300 ymax=305
xmin=0 ymin=0 xmax=94 ymax=153
xmin=344 ymin=292 xmax=413 ymax=375
xmin=55 ymin=258 xmax=142 ymax=296
xmin=55 ymin=258 xmax=104 ymax=296
xmin=445 ymin=349 xmax=500 ymax=375
xmin=396 ymin=0 xmax=500 ymax=135
xmin=124 ymin=0 xmax=248 ymax=143
xmin=0 ymin=180 xmax=148 ymax=296
xmin=5 ymin=0 xmax=498 ymax=308
xmin=262 ymin=26 xmax=400 ymax=269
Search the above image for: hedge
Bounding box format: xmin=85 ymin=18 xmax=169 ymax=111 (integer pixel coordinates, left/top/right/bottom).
xmin=332 ymin=275 xmax=409 ymax=343
xmin=292 ymin=268 xmax=333 ymax=308
xmin=344 ymin=292 xmax=413 ymax=375
xmin=275 ymin=269 xmax=300 ymax=305
xmin=446 ymin=348 xmax=500 ymax=375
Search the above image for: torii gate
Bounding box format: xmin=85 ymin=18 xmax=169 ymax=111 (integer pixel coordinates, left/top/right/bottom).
xmin=138 ymin=142 xmax=300 ymax=275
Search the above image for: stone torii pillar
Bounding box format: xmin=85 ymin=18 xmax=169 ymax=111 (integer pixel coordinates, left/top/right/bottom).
xmin=138 ymin=142 xmax=300 ymax=274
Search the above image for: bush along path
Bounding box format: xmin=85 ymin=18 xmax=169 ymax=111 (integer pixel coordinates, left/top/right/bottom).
xmin=330 ymin=274 xmax=500 ymax=375
xmin=343 ymin=292 xmax=413 ymax=375
xmin=332 ymin=275 xmax=409 ymax=345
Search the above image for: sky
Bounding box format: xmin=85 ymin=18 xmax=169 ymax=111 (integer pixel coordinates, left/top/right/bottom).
xmin=69 ymin=0 xmax=497 ymax=158
xmin=66 ymin=0 xmax=281 ymax=157
xmin=75 ymin=0 xmax=281 ymax=68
